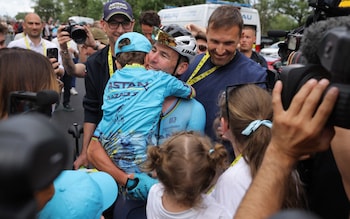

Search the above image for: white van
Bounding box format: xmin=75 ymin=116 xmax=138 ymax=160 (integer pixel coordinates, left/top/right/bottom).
xmin=68 ymin=16 xmax=94 ymax=25
xmin=158 ymin=3 xmax=262 ymax=51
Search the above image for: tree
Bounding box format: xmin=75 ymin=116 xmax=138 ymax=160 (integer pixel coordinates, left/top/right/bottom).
xmin=33 ymin=0 xmax=62 ymax=22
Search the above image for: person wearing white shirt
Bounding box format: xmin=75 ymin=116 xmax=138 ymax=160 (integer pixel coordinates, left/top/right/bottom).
xmin=8 ymin=13 xmax=64 ymax=78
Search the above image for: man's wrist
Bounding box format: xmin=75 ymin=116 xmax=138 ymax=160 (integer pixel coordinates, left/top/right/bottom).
xmin=60 ymin=50 xmax=69 ymax=55
xmin=93 ymin=41 xmax=100 ymax=50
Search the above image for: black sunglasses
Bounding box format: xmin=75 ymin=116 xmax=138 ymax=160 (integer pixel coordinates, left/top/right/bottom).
xmin=198 ymin=44 xmax=207 ymax=52
xmin=224 ymin=81 xmax=268 ymax=127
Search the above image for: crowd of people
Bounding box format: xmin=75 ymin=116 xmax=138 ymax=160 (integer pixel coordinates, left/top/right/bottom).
xmin=1 ymin=0 xmax=349 ymax=219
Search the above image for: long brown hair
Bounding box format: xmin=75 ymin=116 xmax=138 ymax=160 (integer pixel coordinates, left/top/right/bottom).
xmin=0 ymin=48 xmax=59 ymax=119
xmin=219 ymin=84 xmax=306 ymax=208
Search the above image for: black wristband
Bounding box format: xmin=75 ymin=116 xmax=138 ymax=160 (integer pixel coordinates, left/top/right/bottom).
xmin=125 ymin=178 xmax=138 ymax=190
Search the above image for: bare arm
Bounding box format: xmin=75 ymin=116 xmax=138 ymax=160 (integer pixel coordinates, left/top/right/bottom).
xmin=235 ymin=79 xmax=339 ymax=219
xmin=73 ymin=122 xmax=95 ymax=169
xmin=57 ymin=25 xmax=86 ymax=78
xmin=87 ymin=137 xmax=129 ymax=186
xmin=331 ymin=127 xmax=350 ymax=200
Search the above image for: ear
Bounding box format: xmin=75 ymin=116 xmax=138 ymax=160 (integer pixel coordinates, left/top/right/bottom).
xmin=115 ymin=60 xmax=122 ymax=69
xmin=174 ymin=61 xmax=189 ymax=76
xmin=220 ymin=117 xmax=229 ymax=133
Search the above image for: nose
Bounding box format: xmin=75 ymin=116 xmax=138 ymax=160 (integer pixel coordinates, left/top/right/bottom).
xmin=215 ymin=44 xmax=226 ymax=55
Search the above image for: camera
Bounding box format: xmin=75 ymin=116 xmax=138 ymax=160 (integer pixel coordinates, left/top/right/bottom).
xmin=8 ymin=90 xmax=59 ymax=117
xmin=280 ymin=2 xmax=350 ymax=129
xmin=0 ymin=114 xmax=70 ymax=219
xmin=62 ymin=22 xmax=87 ymax=44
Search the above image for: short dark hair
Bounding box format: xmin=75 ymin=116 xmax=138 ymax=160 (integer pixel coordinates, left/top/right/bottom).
xmin=195 ymin=31 xmax=207 ymax=42
xmin=208 ymin=6 xmax=243 ymax=35
xmin=116 ymin=38 xmax=147 ymax=67
xmin=139 ymin=10 xmax=161 ymax=27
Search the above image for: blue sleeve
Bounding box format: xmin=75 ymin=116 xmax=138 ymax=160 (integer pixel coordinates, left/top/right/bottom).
xmin=161 ymin=73 xmax=194 ymax=99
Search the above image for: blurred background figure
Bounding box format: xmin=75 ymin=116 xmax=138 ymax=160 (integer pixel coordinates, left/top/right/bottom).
xmin=240 ymin=25 xmax=267 ymax=68
xmin=139 ymin=10 xmax=161 ymax=44
xmin=0 ymin=23 xmax=7 ymax=49
xmin=194 ymin=31 xmax=207 ymax=54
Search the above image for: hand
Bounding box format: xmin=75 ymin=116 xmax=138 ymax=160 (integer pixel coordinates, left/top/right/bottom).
xmin=57 ymin=25 xmax=71 ymax=51
xmin=270 ymin=79 xmax=339 ymax=161
xmin=83 ymin=26 xmax=96 ymax=48
xmin=126 ymin=173 xmax=158 ymax=200
xmin=73 ymin=153 xmax=89 ymax=170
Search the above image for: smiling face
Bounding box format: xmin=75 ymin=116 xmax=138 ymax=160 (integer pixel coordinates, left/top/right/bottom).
xmin=206 ymin=24 xmax=241 ymax=66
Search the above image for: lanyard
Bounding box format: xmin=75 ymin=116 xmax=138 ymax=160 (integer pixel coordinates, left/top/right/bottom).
xmin=230 ymin=154 xmax=242 ymax=167
xmin=108 ymin=47 xmax=114 ymax=77
xmin=186 ymin=52 xmax=219 ymax=85
xmin=24 ymin=37 xmax=46 ymax=56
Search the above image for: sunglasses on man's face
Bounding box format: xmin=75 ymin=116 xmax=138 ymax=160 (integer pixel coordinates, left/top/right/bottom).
xmin=224 ymin=81 xmax=268 ymax=126
xmin=198 ymin=44 xmax=207 ymax=52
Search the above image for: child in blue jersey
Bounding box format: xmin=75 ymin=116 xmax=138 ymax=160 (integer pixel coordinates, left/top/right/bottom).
xmin=93 ymin=32 xmax=195 ymax=182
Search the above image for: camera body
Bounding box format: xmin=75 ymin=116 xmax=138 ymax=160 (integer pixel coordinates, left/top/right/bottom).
xmin=8 ymin=90 xmax=59 ymax=117
xmin=280 ymin=24 xmax=350 ymax=129
xmin=62 ymin=22 xmax=87 ymax=44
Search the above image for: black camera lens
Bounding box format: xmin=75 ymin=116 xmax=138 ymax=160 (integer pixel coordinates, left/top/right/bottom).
xmin=71 ymin=26 xmax=87 ymax=44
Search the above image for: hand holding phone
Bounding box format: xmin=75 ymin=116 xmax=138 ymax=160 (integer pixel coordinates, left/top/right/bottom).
xmin=46 ymin=48 xmax=58 ymax=60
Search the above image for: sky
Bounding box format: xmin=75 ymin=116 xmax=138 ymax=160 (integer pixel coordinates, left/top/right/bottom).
xmin=0 ymin=0 xmax=34 ymax=18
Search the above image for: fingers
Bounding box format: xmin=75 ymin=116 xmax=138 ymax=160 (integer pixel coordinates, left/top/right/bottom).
xmin=272 ymin=80 xmax=283 ymax=111
xmin=312 ymin=85 xmax=339 ymax=127
xmin=287 ymin=79 xmax=318 ymax=115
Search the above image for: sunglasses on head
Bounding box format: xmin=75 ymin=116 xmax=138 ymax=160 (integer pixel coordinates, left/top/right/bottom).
xmin=224 ymin=81 xmax=268 ymax=126
xmin=153 ymin=27 xmax=177 ymax=47
xmin=198 ymin=44 xmax=207 ymax=52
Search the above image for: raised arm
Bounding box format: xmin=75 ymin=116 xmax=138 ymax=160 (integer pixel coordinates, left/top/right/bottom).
xmin=234 ymin=79 xmax=339 ymax=219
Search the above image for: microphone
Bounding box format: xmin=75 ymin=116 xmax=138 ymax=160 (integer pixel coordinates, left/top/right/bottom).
xmin=300 ymin=15 xmax=350 ymax=65
xmin=36 ymin=90 xmax=59 ymax=106
xmin=267 ymin=30 xmax=289 ymax=38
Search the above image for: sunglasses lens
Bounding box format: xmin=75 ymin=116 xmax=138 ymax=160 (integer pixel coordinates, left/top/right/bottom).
xmin=198 ymin=45 xmax=207 ymax=52
xmin=154 ymin=28 xmax=177 ymax=47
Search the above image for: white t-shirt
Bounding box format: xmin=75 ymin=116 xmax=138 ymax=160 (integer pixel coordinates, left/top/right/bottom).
xmin=147 ymin=183 xmax=232 ymax=219
xmin=8 ymin=35 xmax=64 ymax=71
xmin=209 ymin=156 xmax=252 ymax=217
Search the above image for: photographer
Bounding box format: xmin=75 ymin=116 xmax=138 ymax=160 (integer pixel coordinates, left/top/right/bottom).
xmin=0 ymin=47 xmax=60 ymax=119
xmin=280 ymin=14 xmax=350 ymax=219
xmin=234 ymin=78 xmax=339 ymax=219
xmin=7 ymin=13 xmax=64 ymax=78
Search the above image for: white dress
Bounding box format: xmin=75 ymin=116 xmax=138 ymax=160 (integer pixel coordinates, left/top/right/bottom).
xmin=210 ymin=156 xmax=252 ymax=217
xmin=147 ymin=183 xmax=232 ymax=219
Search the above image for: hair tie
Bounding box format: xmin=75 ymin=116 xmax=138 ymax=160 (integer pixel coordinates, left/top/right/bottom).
xmin=241 ymin=120 xmax=272 ymax=136
xmin=209 ymin=148 xmax=214 ymax=155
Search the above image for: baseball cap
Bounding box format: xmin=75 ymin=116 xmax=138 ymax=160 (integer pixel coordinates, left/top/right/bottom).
xmin=38 ymin=170 xmax=118 ymax=219
xmin=115 ymin=32 xmax=152 ymax=55
xmin=103 ymin=0 xmax=133 ymax=22
xmin=91 ymin=27 xmax=109 ymax=45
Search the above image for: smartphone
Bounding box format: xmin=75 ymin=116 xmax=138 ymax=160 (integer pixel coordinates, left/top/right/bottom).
xmin=46 ymin=48 xmax=58 ymax=60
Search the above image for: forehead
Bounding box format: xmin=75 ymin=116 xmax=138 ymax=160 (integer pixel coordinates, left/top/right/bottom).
xmin=154 ymin=42 xmax=178 ymax=55
xmin=25 ymin=14 xmax=41 ymax=23
xmin=242 ymin=28 xmax=255 ymax=36
xmin=207 ymin=25 xmax=241 ymax=41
